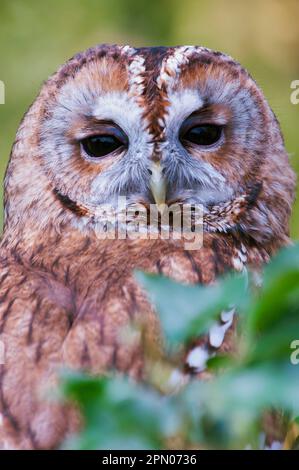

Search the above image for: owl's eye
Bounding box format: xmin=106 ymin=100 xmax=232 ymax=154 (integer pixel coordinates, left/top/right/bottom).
xmin=81 ymin=126 xmax=128 ymax=158
xmin=181 ymin=124 xmax=223 ymax=147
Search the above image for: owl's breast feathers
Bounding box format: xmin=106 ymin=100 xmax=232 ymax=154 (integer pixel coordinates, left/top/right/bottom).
xmin=0 ymin=233 xmax=268 ymax=368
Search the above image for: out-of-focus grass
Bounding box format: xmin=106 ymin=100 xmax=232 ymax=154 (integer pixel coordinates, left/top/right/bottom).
xmin=0 ymin=0 xmax=298 ymax=235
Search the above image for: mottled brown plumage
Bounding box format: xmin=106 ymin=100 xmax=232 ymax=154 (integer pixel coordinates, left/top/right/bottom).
xmin=0 ymin=44 xmax=295 ymax=449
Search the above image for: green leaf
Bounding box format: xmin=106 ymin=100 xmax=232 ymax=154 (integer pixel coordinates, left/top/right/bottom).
xmin=206 ymin=355 xmax=234 ymax=371
xmin=263 ymin=243 xmax=299 ymax=288
xmin=135 ymin=270 xmax=247 ymax=344
xmin=247 ymin=317 xmax=299 ymax=363
xmin=245 ymin=243 xmax=299 ymax=333
xmin=247 ymin=271 xmax=299 ymax=333
xmin=180 ymin=362 xmax=299 ymax=447
xmin=60 ymin=371 xmax=184 ymax=450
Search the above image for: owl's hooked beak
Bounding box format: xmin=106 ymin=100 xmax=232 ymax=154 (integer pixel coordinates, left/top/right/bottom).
xmin=149 ymin=162 xmax=167 ymax=212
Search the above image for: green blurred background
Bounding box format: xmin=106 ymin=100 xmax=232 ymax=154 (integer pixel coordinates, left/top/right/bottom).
xmin=0 ymin=0 xmax=298 ymax=236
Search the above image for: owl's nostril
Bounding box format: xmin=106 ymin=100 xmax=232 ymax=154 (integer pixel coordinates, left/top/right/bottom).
xmin=147 ymin=169 xmax=153 ymax=175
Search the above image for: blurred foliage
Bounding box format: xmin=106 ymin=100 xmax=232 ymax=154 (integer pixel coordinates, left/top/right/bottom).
xmin=0 ymin=0 xmax=299 ymax=234
xmin=60 ymin=243 xmax=299 ymax=450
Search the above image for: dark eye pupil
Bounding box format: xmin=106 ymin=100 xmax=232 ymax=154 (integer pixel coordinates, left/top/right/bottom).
xmin=183 ymin=125 xmax=222 ymax=146
xmin=82 ymin=135 xmax=123 ymax=158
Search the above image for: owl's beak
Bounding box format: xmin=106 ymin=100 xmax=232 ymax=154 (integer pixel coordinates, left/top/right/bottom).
xmin=149 ymin=162 xmax=167 ymax=211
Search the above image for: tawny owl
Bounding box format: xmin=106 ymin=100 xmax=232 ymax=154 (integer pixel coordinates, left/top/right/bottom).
xmin=0 ymin=44 xmax=295 ymax=449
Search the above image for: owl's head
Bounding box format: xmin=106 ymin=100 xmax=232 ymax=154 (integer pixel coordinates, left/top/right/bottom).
xmin=4 ymin=44 xmax=295 ymax=249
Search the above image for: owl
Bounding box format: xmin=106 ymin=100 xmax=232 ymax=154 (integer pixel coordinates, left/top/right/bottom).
xmin=0 ymin=44 xmax=295 ymax=449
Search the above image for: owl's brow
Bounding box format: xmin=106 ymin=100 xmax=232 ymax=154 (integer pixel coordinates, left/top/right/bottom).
xmin=66 ymin=117 xmax=128 ymax=142
xmin=184 ymin=104 xmax=232 ymax=126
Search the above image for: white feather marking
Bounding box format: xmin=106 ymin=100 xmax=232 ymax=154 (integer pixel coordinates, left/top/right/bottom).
xmin=252 ymin=270 xmax=263 ymax=288
xmin=221 ymin=307 xmax=235 ymax=323
xmin=232 ymin=256 xmax=244 ymax=272
xmin=127 ymin=54 xmax=146 ymax=99
xmin=186 ymin=346 xmax=210 ymax=372
xmin=209 ymin=315 xmax=234 ymax=348
xmin=119 ymin=45 xmax=134 ymax=55
xmin=167 ymin=369 xmax=189 ymax=392
xmin=157 ymin=46 xmax=198 ymax=90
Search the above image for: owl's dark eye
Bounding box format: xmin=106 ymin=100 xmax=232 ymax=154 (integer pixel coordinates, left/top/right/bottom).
xmin=81 ymin=125 xmax=128 ymax=158
xmin=181 ymin=124 xmax=223 ymax=147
